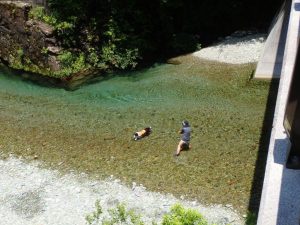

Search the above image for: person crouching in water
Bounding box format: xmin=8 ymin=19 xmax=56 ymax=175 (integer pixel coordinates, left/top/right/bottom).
xmin=175 ymin=120 xmax=191 ymax=156
xmin=133 ymin=127 xmax=152 ymax=141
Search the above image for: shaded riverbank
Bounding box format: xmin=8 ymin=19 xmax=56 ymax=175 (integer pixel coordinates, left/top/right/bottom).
xmin=0 ymin=56 xmax=272 ymax=215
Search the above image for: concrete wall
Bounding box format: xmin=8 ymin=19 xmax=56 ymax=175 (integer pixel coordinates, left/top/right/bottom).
xmin=254 ymin=0 xmax=291 ymax=79
xmin=257 ymin=0 xmax=300 ymax=224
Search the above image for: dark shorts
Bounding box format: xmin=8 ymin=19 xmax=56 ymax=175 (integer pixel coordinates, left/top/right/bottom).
xmin=181 ymin=141 xmax=190 ymax=150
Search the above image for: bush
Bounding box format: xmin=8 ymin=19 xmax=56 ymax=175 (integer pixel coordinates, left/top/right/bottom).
xmin=29 ymin=6 xmax=57 ymax=25
xmin=162 ymin=204 xmax=209 ymax=225
xmin=86 ymin=202 xmax=144 ymax=225
xmin=29 ymin=7 xmax=140 ymax=74
xmin=85 ymin=202 xmax=215 ymax=225
xmin=100 ymin=45 xmax=139 ymax=70
xmin=99 ymin=18 xmax=140 ymax=70
xmin=29 ymin=6 xmax=75 ymax=47
xmin=55 ymin=51 xmax=88 ymax=77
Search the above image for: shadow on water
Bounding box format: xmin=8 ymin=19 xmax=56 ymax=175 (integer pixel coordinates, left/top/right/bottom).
xmin=247 ymin=78 xmax=279 ymax=214
xmin=80 ymin=61 xmax=169 ymax=90
xmin=0 ymin=61 xmax=68 ymax=89
xmin=0 ymin=62 xmax=167 ymax=91
xmin=81 ymin=68 xmax=152 ymax=88
xmin=247 ymin=0 xmax=290 ymax=217
xmin=0 ymin=62 xmax=104 ymax=91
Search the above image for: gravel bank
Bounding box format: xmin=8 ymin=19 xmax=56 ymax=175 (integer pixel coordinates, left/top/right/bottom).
xmin=0 ymin=156 xmax=243 ymax=225
xmin=193 ymin=33 xmax=267 ymax=64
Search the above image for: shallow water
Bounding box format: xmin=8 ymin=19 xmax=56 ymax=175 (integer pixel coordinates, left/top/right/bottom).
xmin=0 ymin=58 xmax=272 ymax=213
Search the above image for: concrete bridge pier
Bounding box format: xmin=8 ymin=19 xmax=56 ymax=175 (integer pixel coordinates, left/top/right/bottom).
xmin=257 ymin=0 xmax=300 ymax=224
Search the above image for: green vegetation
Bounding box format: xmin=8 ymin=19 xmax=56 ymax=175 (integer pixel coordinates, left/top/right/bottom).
xmin=85 ymin=201 xmax=145 ymax=225
xmin=86 ymin=200 xmax=103 ymax=225
xmin=0 ymin=1 xmax=279 ymax=222
xmin=9 ymin=47 xmax=48 ymax=75
xmin=25 ymin=0 xmax=282 ymax=77
xmin=85 ymin=202 xmax=216 ymax=225
xmin=29 ymin=6 xmax=74 ymax=33
xmin=10 ymin=48 xmax=24 ymax=69
xmin=162 ymin=204 xmax=212 ymax=225
xmin=245 ymin=211 xmax=257 ymax=225
xmin=41 ymin=47 xmax=49 ymax=55
xmin=29 ymin=6 xmax=141 ymax=77
xmin=55 ymin=51 xmax=87 ymax=77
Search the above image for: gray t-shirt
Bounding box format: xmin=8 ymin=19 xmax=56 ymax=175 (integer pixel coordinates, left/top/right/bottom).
xmin=181 ymin=126 xmax=191 ymax=142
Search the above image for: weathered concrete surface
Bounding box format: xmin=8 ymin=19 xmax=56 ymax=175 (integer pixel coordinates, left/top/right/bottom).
xmin=257 ymin=0 xmax=300 ymax=224
xmin=254 ymin=0 xmax=291 ymax=79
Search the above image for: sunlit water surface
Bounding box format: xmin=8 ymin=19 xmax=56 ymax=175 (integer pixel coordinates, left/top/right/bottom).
xmin=0 ymin=58 xmax=272 ymax=213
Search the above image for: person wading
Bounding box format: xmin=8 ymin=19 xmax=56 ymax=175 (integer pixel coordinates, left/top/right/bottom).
xmin=175 ymin=120 xmax=191 ymax=156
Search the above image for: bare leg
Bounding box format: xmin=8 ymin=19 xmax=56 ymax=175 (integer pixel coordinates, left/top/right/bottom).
xmin=176 ymin=140 xmax=185 ymax=156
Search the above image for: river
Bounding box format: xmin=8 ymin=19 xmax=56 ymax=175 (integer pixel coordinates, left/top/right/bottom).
xmin=0 ymin=56 xmax=272 ymax=213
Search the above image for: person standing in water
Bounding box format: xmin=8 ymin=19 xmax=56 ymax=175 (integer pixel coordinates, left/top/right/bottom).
xmin=175 ymin=120 xmax=191 ymax=156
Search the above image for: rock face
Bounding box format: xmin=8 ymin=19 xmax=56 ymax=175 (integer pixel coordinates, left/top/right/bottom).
xmin=0 ymin=1 xmax=61 ymax=76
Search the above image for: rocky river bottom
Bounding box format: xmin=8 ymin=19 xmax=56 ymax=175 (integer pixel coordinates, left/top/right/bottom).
xmin=0 ymin=53 xmax=277 ymax=224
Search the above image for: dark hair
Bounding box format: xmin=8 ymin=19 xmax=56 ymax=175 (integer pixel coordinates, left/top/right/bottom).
xmin=182 ymin=120 xmax=189 ymax=127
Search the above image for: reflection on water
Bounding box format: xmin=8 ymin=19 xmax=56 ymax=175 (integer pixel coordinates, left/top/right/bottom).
xmin=0 ymin=59 xmax=270 ymax=213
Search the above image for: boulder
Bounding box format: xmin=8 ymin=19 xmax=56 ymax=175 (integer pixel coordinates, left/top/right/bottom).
xmin=0 ymin=2 xmax=61 ymax=76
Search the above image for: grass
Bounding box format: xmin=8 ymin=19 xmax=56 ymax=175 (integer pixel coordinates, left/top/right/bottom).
xmin=0 ymin=56 xmax=276 ymax=217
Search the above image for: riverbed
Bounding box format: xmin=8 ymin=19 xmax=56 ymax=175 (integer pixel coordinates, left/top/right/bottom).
xmin=0 ymin=56 xmax=274 ymax=215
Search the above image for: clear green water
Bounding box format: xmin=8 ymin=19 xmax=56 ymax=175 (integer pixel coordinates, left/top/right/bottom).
xmin=0 ymin=57 xmax=272 ymax=213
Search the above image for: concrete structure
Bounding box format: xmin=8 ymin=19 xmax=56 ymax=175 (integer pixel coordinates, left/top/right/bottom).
xmin=257 ymin=0 xmax=300 ymax=224
xmin=254 ymin=0 xmax=291 ymax=79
